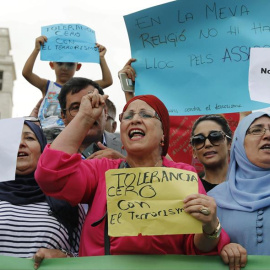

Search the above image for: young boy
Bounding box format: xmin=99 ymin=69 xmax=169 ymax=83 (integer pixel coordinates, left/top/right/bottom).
xmin=22 ymin=35 xmax=113 ymax=142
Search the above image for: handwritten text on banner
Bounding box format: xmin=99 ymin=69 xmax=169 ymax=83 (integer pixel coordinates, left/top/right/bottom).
xmin=41 ymin=23 xmax=99 ymax=63
xmin=106 ymin=167 xmax=202 ymax=237
xmin=124 ymin=0 xmax=270 ymax=115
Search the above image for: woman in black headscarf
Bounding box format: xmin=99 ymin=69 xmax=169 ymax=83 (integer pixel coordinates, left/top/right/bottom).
xmin=0 ymin=120 xmax=84 ymax=259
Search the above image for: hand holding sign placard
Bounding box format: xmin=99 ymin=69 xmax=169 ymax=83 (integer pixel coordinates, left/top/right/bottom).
xmin=106 ymin=167 xmax=202 ymax=237
xmin=40 ymin=23 xmax=99 ymax=63
xmin=124 ymin=0 xmax=270 ymax=115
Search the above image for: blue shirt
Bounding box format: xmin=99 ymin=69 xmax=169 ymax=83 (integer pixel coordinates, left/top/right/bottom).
xmin=217 ymin=206 xmax=270 ymax=255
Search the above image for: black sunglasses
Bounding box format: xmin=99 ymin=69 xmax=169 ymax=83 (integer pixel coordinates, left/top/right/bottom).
xmin=190 ymin=131 xmax=231 ymax=150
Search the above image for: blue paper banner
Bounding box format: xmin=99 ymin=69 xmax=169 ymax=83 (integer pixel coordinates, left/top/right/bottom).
xmin=40 ymin=24 xmax=99 ymax=63
xmin=124 ymin=0 xmax=270 ymax=115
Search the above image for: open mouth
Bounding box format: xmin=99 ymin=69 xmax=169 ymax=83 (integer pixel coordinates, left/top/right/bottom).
xmin=129 ymin=129 xmax=145 ymax=139
xmin=17 ymin=152 xmax=28 ymax=157
xmin=260 ymin=144 xmax=270 ymax=150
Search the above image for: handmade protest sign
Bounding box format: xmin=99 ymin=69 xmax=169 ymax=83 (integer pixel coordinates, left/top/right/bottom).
xmin=249 ymin=48 xmax=270 ymax=104
xmin=105 ymin=167 xmax=202 ymax=237
xmin=40 ymin=23 xmax=99 ymax=63
xmin=0 ymin=118 xmax=24 ymax=182
xmin=124 ymin=0 xmax=270 ymax=115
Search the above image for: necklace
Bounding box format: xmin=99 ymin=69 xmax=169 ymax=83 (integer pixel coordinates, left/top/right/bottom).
xmin=124 ymin=158 xmax=162 ymax=168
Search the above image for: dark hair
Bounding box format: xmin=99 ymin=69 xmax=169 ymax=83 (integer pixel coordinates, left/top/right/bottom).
xmin=191 ymin=114 xmax=232 ymax=142
xmin=58 ymin=77 xmax=104 ymax=111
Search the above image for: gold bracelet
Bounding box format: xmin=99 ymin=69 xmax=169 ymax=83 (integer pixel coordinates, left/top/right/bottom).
xmin=203 ymin=218 xmax=222 ymax=239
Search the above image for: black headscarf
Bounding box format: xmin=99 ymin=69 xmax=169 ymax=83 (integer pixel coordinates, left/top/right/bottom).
xmin=0 ymin=121 xmax=79 ymax=246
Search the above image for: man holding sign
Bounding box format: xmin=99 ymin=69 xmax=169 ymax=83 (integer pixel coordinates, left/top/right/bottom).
xmin=22 ymin=24 xmax=112 ymax=143
xmin=35 ymin=92 xmax=232 ymax=265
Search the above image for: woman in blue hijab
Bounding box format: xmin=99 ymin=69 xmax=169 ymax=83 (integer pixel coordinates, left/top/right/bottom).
xmin=209 ymin=111 xmax=270 ymax=257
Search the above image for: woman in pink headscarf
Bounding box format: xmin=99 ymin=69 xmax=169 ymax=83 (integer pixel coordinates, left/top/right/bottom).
xmin=35 ymin=90 xmax=229 ymax=258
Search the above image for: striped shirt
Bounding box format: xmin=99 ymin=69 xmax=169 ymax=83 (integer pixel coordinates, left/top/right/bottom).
xmin=0 ymin=201 xmax=84 ymax=258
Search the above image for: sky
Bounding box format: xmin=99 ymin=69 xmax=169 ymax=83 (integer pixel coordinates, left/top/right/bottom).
xmin=1 ymin=0 xmax=172 ymax=129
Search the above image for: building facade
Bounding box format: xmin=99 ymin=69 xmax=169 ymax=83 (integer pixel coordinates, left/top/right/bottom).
xmin=0 ymin=28 xmax=16 ymax=119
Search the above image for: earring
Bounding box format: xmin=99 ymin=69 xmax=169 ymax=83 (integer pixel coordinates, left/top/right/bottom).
xmin=121 ymin=145 xmax=125 ymax=150
xmin=160 ymin=141 xmax=165 ymax=147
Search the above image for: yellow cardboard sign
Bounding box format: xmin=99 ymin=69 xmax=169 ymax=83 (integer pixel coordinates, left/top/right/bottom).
xmin=105 ymin=167 xmax=202 ymax=237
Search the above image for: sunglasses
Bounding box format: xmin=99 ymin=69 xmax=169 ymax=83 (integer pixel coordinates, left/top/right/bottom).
xmin=190 ymin=131 xmax=231 ymax=150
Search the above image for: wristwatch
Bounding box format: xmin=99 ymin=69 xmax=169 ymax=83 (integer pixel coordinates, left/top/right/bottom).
xmin=203 ymin=218 xmax=222 ymax=239
xmin=60 ymin=248 xmax=72 ymax=258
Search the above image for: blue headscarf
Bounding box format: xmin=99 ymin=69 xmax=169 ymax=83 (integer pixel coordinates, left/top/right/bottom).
xmin=24 ymin=120 xmax=47 ymax=152
xmin=208 ymin=111 xmax=270 ymax=212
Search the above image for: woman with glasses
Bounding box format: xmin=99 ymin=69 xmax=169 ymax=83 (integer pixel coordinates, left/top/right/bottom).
xmin=209 ymin=112 xmax=270 ymax=266
xmin=35 ymin=91 xmax=231 ymax=262
xmin=208 ymin=112 xmax=270 ymax=259
xmin=190 ymin=115 xmax=233 ymax=192
xmin=0 ymin=118 xmax=85 ymax=263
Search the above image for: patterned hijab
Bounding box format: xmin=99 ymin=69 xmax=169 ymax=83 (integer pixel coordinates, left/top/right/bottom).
xmin=209 ymin=111 xmax=270 ymax=211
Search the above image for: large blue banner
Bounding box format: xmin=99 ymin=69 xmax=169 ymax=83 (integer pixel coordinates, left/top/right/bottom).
xmin=124 ymin=0 xmax=270 ymax=115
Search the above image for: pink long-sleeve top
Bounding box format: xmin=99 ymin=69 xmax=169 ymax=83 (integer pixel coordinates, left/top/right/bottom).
xmin=35 ymin=145 xmax=230 ymax=256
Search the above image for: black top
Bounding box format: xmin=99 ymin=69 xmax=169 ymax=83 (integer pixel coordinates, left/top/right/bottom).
xmin=200 ymin=178 xmax=218 ymax=192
